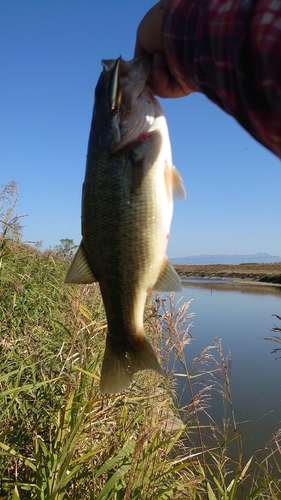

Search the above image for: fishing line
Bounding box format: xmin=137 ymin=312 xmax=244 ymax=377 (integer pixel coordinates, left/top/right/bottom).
xmin=65 ymin=193 xmax=80 ymax=239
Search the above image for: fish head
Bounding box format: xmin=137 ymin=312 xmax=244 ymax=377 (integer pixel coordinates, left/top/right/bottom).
xmin=92 ymin=56 xmax=162 ymax=152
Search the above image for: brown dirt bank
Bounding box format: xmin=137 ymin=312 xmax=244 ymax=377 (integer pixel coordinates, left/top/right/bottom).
xmin=174 ymin=262 xmax=281 ymax=285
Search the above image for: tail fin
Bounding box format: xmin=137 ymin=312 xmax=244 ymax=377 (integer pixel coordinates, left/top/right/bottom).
xmin=100 ymin=335 xmax=164 ymax=394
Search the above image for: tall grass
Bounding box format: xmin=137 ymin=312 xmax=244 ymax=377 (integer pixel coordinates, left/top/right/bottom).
xmin=0 ymin=238 xmax=280 ymax=498
xmin=264 ymin=314 xmax=281 ymax=359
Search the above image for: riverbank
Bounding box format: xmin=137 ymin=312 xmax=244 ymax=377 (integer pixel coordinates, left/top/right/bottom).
xmin=174 ymin=262 xmax=281 ymax=286
xmin=1 ymin=243 xmax=281 ymax=497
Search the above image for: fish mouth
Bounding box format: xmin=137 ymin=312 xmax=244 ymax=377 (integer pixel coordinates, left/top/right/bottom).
xmin=106 ymin=56 xmax=153 ymax=149
xmin=107 ymin=57 xmax=123 ymax=118
xmin=96 ymin=56 xmax=153 ymax=152
xmin=107 ymin=56 xmax=151 ymax=116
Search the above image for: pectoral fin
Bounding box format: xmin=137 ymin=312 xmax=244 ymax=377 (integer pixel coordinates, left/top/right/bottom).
xmin=171 ymin=166 xmax=186 ymax=200
xmin=65 ymin=242 xmax=96 ymax=284
xmin=153 ymin=256 xmax=183 ymax=292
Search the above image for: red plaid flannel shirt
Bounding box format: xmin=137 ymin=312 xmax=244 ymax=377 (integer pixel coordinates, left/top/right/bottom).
xmin=163 ymin=0 xmax=281 ymax=158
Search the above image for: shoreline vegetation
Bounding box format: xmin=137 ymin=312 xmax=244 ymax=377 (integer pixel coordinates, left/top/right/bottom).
xmin=1 ymin=184 xmax=281 ymax=499
xmin=175 ymin=262 xmax=281 ymax=286
xmin=0 ymin=242 xmax=280 ymax=498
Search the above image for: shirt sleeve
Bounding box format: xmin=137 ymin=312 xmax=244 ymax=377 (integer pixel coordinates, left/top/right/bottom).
xmin=163 ymin=0 xmax=281 ymax=158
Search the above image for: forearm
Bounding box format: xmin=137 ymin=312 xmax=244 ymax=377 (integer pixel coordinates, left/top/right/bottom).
xmin=163 ymin=0 xmax=281 ymax=157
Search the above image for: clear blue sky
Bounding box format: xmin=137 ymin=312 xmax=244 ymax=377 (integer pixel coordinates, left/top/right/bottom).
xmin=1 ymin=0 xmax=280 ymax=258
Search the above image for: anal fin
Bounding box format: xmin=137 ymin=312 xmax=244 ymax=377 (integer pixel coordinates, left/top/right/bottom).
xmin=65 ymin=242 xmax=96 ymax=284
xmin=152 ymin=256 xmax=183 ymax=292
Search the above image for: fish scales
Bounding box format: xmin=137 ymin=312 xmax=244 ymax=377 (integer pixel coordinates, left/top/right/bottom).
xmin=84 ymin=134 xmax=167 ymax=331
xmin=65 ymin=56 xmax=186 ymax=394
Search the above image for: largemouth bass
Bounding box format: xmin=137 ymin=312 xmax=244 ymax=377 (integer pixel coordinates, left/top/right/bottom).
xmin=65 ymin=56 xmax=186 ymax=394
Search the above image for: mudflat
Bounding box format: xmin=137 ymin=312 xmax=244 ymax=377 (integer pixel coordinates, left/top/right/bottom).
xmin=174 ymin=262 xmax=281 ymax=285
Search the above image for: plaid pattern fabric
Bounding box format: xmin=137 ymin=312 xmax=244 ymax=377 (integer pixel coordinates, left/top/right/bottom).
xmin=163 ymin=0 xmax=281 ymax=157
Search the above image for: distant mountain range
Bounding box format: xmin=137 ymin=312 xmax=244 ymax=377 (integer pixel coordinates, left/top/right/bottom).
xmin=170 ymin=253 xmax=281 ymax=265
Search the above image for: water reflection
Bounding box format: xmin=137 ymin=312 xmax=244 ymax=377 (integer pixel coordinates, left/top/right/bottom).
xmin=165 ymin=280 xmax=281 ymax=460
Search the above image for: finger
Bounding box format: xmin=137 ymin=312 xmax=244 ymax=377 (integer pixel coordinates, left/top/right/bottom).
xmin=152 ymin=67 xmax=187 ymax=98
xmin=149 ymin=52 xmax=184 ymax=97
xmin=134 ymin=1 xmax=165 ymax=57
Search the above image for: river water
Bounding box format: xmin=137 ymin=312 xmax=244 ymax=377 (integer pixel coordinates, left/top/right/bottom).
xmin=163 ymin=279 xmax=281 ymax=460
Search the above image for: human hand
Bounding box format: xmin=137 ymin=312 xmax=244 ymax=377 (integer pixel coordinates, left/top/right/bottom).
xmin=134 ymin=0 xmax=194 ymax=98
